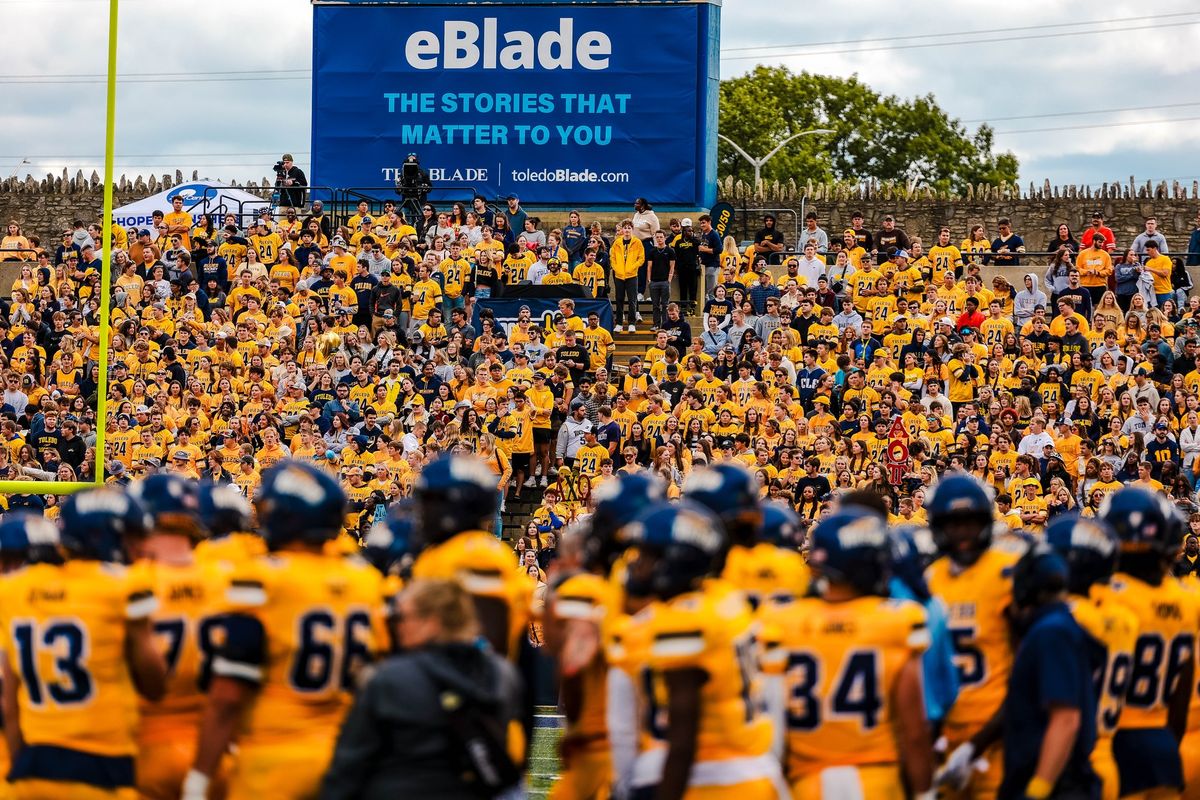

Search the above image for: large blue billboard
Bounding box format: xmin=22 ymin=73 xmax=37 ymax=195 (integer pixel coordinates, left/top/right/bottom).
xmin=311 ymin=0 xmax=720 ymax=207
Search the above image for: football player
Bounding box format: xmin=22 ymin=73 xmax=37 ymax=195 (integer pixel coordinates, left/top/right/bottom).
xmin=545 ymin=472 xmax=663 ymax=800
xmin=760 ymin=507 xmax=933 ymax=800
xmin=408 ymin=453 xmax=533 ymax=659
xmin=193 ymin=481 xmax=265 ymax=566
xmin=681 ymin=462 xmax=785 ymax=609
xmin=890 ymin=524 xmax=960 ymax=730
xmin=185 ymin=460 xmax=387 ymax=800
xmin=613 ymin=501 xmax=783 ymax=799
xmin=1101 ymin=489 xmax=1196 ymax=799
xmin=1044 ymin=514 xmax=1137 ymax=800
xmin=362 ymin=501 xmax=414 ymax=652
xmin=1000 ymin=542 xmax=1100 ymax=799
xmin=0 ymin=489 xmax=167 ymax=800
xmin=0 ymin=514 xmax=45 ymax=789
xmin=925 ymin=473 xmax=1018 ymax=800
xmin=127 ymin=475 xmax=234 ymax=800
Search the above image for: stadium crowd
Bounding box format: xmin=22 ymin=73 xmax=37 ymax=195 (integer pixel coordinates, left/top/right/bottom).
xmin=3 ymin=199 xmax=1200 ymax=557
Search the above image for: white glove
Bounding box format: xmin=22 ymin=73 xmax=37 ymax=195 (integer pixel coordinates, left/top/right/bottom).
xmin=181 ymin=769 xmax=210 ymax=800
xmin=935 ymin=741 xmax=976 ymax=790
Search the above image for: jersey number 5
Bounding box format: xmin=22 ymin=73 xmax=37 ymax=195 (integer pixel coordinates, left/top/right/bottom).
xmin=949 ymin=625 xmax=986 ymax=687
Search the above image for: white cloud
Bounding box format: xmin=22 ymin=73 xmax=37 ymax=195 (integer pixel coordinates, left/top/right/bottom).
xmin=1 ymin=0 xmax=1196 ymax=187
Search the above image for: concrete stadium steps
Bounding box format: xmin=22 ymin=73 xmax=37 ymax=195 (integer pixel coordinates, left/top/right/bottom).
xmin=499 ymin=305 xmax=698 ymax=541
xmin=608 ymin=298 xmax=703 ymax=365
xmin=613 ymin=329 xmax=659 ymax=363
xmin=502 ymin=489 xmax=545 ymax=541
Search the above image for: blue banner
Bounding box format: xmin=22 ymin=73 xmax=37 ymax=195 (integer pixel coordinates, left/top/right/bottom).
xmin=311 ymin=2 xmax=719 ymax=206
xmin=473 ymin=298 xmax=614 ymax=338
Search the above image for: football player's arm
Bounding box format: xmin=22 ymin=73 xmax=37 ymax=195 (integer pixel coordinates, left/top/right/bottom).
xmin=760 ymin=669 xmax=787 ymax=761
xmin=1027 ymin=705 xmax=1081 ymax=799
xmin=125 ymin=616 xmax=168 ymax=702
xmin=1 ymin=657 xmax=24 ymax=758
xmin=607 ymin=666 xmax=638 ymax=799
xmin=1167 ymin=651 xmax=1193 ymax=742
xmin=187 ymin=612 xmax=265 ymax=795
xmin=658 ymin=667 xmax=706 ymax=800
xmin=894 ymin=653 xmax=933 ymax=796
xmin=187 ymin=676 xmax=257 ymax=797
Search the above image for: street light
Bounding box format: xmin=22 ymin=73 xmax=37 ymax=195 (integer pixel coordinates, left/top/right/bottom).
xmin=719 ymin=128 xmax=834 ymax=187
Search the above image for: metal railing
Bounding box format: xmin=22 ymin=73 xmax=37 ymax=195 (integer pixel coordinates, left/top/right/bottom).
xmin=333 ymin=186 xmax=492 ymax=231
xmin=175 ymin=185 xmax=339 ymax=233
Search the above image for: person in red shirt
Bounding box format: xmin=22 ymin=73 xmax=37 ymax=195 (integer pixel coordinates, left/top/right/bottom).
xmin=1079 ymin=210 xmax=1116 ymax=252
xmin=955 ymin=296 xmax=986 ymax=331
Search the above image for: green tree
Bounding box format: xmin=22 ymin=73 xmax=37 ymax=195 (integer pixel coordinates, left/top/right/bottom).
xmin=718 ymin=66 xmax=1019 ymax=192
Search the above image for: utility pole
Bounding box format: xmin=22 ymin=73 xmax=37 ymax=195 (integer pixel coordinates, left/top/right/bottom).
xmin=719 ymin=129 xmax=834 ymax=187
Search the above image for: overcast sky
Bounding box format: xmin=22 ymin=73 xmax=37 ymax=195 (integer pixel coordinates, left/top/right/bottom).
xmin=2 ymin=0 xmax=1198 ymax=191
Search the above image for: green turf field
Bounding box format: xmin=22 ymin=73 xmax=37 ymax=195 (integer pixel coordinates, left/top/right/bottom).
xmin=529 ymin=705 xmax=563 ymax=798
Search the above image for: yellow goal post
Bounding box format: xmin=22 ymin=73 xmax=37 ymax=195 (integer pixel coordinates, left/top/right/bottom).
xmin=0 ymin=0 xmax=118 ymax=497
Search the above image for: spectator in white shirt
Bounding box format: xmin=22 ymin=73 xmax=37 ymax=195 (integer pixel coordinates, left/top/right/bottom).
xmin=795 ymin=242 xmax=827 ymax=287
xmin=1017 ymin=417 xmax=1055 ymax=456
xmin=1180 ymin=412 xmax=1200 ymax=480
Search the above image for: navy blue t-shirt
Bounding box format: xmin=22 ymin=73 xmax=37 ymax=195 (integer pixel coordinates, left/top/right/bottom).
xmin=999 ymin=602 xmax=1100 ymax=800
xmin=594 ymin=420 xmax=622 ymax=454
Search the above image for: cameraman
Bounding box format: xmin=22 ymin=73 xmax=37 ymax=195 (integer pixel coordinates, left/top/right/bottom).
xmin=274 ymin=153 xmax=308 ymax=208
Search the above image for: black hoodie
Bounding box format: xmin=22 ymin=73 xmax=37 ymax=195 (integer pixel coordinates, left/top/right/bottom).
xmin=321 ymin=642 xmax=523 ymax=800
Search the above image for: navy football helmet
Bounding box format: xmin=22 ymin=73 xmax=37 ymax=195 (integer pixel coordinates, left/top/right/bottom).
xmin=686 ymin=460 xmax=758 ymax=546
xmin=411 ymin=454 xmax=498 ymax=549
xmin=1011 ymin=541 xmax=1069 ymax=611
xmin=1100 ymin=487 xmax=1179 ymax=583
xmin=59 ymin=487 xmax=151 ymax=563
xmin=682 ymin=462 xmax=761 ymax=547
xmin=890 ymin=524 xmax=934 ymax=601
xmin=927 ymin=473 xmax=995 ymax=566
xmin=808 ymin=507 xmax=891 ymax=597
xmin=128 ymin=473 xmax=203 ymax=538
xmin=0 ymin=512 xmax=54 ymax=569
xmin=255 ymin=459 xmax=346 ymax=548
xmin=197 ymin=482 xmax=254 ymax=539
xmin=759 ymin=501 xmax=803 ymax=549
xmin=6 ymin=495 xmax=45 ymax=513
xmin=621 ymin=501 xmax=726 ymax=600
xmin=363 ymin=501 xmax=414 ymax=576
xmin=584 ymin=472 xmax=664 ymax=573
xmin=1044 ymin=514 xmax=1118 ymax=596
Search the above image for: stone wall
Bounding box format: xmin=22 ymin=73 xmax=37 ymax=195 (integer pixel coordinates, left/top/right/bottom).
xmin=0 ymin=170 xmax=273 ymax=242
xmin=713 ymin=177 xmax=1200 ymax=256
xmin=2 ymin=170 xmax=1198 ymax=256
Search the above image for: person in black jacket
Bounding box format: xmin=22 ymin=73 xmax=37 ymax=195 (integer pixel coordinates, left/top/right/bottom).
xmin=321 ymin=579 xmax=524 ymax=800
xmin=275 ymin=153 xmax=307 ymax=208
xmin=1175 ymin=534 xmax=1200 ymax=578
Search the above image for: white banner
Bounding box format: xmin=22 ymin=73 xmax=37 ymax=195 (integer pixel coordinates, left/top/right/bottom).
xmin=113 ymin=181 xmax=269 ymax=241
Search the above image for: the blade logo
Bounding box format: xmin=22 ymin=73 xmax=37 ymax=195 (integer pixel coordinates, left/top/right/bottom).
xmin=428 ymin=168 xmax=489 ymax=182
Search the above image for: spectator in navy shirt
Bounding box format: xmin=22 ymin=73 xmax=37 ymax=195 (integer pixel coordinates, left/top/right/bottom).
xmin=987 ymin=218 xmax=1026 ymax=267
xmin=748 ymin=270 xmax=781 ymax=315
xmin=594 ymin=405 xmax=622 ymax=458
xmin=662 ymin=303 xmax=692 ymax=352
xmin=697 ymin=214 xmax=722 ymax=298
